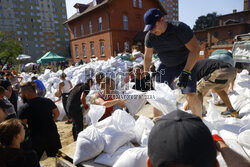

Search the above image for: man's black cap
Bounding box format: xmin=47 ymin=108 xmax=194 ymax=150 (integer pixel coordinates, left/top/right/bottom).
xmin=148 ymin=110 xmax=217 ymax=167
xmin=0 ymin=99 xmax=12 ymax=110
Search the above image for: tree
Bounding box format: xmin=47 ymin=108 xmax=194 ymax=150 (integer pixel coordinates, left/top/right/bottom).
xmin=193 ymin=12 xmax=219 ymax=31
xmin=0 ymin=32 xmax=23 ymax=65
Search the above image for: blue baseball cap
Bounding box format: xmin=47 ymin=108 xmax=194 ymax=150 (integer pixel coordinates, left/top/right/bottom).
xmin=144 ymin=8 xmax=163 ymax=32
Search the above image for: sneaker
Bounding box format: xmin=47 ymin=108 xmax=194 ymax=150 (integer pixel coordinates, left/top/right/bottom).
xmin=221 ymin=108 xmax=238 ymax=117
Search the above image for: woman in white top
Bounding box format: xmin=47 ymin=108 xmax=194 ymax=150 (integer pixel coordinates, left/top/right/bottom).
xmin=58 ymin=73 xmax=73 ymax=124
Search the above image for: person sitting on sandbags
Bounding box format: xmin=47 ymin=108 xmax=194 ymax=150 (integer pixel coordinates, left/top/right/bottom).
xmin=92 ymin=77 xmax=129 ymax=121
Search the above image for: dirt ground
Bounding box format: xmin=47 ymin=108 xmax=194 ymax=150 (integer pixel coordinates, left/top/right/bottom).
xmin=40 ymin=94 xmax=227 ymax=167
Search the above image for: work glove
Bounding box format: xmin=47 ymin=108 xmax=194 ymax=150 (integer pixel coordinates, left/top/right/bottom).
xmin=177 ymin=70 xmax=191 ymax=89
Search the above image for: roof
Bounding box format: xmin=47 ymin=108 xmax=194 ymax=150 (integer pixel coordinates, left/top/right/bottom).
xmin=64 ymin=0 xmax=167 ymax=24
xmin=218 ymin=10 xmax=250 ymax=18
xmin=194 ymin=22 xmax=249 ymax=33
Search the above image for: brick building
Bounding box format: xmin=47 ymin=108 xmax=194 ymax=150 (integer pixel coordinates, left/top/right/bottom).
xmin=195 ymin=1 xmax=250 ymax=58
xmin=64 ymin=0 xmax=174 ymax=63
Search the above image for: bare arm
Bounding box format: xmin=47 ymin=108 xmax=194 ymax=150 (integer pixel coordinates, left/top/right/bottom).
xmin=52 ymin=108 xmax=60 ymax=121
xmin=53 ymin=96 xmax=62 ymax=103
xmin=93 ymin=93 xmax=127 ymax=108
xmin=58 ymin=82 xmax=64 ymax=94
xmin=69 ymin=81 xmax=73 ymax=89
xmin=184 ymin=35 xmax=200 ymax=72
xmin=216 ymin=141 xmax=250 ymax=167
xmin=144 ymin=47 xmax=154 ymax=75
xmin=81 ymin=92 xmax=87 ymax=106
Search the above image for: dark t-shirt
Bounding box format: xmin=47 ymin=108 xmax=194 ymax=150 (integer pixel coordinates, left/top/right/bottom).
xmin=145 ymin=21 xmax=193 ymax=67
xmin=18 ymin=97 xmax=58 ymax=137
xmin=67 ymin=83 xmax=90 ymax=109
xmin=194 ymin=59 xmax=232 ymax=81
xmin=0 ymin=147 xmax=40 ymax=167
xmin=131 ymin=76 xmax=152 ymax=92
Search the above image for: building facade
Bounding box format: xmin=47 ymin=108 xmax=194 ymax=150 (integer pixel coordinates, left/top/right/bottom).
xmin=195 ymin=5 xmax=250 ymax=59
xmin=159 ymin=0 xmax=178 ymax=21
xmin=65 ymin=0 xmax=178 ymax=63
xmin=0 ymin=0 xmax=69 ymax=60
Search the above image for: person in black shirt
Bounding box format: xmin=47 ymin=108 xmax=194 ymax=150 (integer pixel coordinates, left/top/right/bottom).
xmin=0 ymin=79 xmax=17 ymax=112
xmin=18 ymin=82 xmax=61 ymax=159
xmin=66 ymin=79 xmax=93 ymax=141
xmin=131 ymin=64 xmax=152 ymax=92
xmin=184 ymin=59 xmax=237 ymax=117
xmin=0 ymin=119 xmax=40 ymax=167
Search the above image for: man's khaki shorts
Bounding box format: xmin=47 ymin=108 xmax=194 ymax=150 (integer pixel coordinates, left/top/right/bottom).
xmin=197 ymin=67 xmax=236 ymax=95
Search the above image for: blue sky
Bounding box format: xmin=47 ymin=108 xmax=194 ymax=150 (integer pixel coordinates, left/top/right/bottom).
xmin=66 ymin=0 xmax=244 ymax=28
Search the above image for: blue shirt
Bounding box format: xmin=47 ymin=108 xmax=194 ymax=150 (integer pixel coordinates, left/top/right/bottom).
xmin=34 ymin=79 xmax=45 ymax=90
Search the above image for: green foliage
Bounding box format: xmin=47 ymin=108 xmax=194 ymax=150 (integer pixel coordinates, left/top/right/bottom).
xmin=0 ymin=32 xmax=23 ymax=65
xmin=193 ymin=12 xmax=220 ymax=31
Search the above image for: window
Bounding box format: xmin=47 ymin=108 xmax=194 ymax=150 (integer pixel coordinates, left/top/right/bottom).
xmin=100 ymin=42 xmax=104 ymax=56
xmin=80 ymin=24 xmax=84 ymax=36
xmin=75 ymin=46 xmax=79 ymax=58
xmin=89 ymin=21 xmax=92 ymax=34
xmin=123 ymin=15 xmax=128 ymax=30
xmin=133 ymin=0 xmax=136 ymax=7
xmin=138 ymin=0 xmax=142 ymax=7
xmin=124 ymin=41 xmax=130 ymax=51
xmin=74 ymin=27 xmax=77 ymax=38
xmin=90 ymin=43 xmax=94 ymax=57
xmin=98 ymin=17 xmax=102 ymax=31
xmin=82 ymin=44 xmax=86 ymax=57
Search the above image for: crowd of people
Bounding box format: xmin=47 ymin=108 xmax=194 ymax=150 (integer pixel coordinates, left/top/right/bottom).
xmin=0 ymin=7 xmax=249 ymax=167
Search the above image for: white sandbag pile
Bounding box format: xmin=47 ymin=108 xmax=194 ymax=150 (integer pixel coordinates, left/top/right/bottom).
xmin=147 ymin=83 xmax=177 ymax=115
xmin=73 ymin=105 xmax=106 ymax=165
xmin=113 ymin=147 xmax=148 ymax=167
xmin=229 ymin=70 xmax=250 ymax=119
xmin=94 ymin=142 xmax=134 ymax=166
xmin=124 ymin=89 xmax=147 ymax=116
xmin=101 ymin=110 xmax=136 ymax=154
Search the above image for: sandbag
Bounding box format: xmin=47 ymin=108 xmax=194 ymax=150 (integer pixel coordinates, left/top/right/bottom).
xmin=113 ymin=147 xmax=148 ymax=167
xmin=94 ymin=142 xmax=134 ymax=166
xmin=73 ymin=126 xmax=104 ymax=165
xmin=146 ymin=83 xmax=177 ymax=115
xmin=133 ymin=115 xmax=154 ymax=145
xmin=218 ymin=124 xmax=242 ymax=141
xmin=206 ymin=101 xmax=222 ymax=122
xmin=73 ymin=104 xmax=105 ymax=165
xmin=238 ymin=130 xmax=250 ymax=149
xmin=140 ymin=129 xmax=151 ymax=147
xmin=124 ymin=89 xmax=147 ymax=116
xmin=101 ymin=110 xmax=136 ymax=154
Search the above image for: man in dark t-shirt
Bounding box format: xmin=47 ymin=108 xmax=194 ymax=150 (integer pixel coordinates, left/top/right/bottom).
xmin=143 ymin=8 xmax=202 ymax=117
xmin=66 ymin=79 xmax=93 ymax=141
xmin=184 ymin=59 xmax=237 ymax=117
xmin=18 ymin=82 xmax=61 ymax=159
